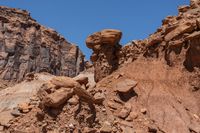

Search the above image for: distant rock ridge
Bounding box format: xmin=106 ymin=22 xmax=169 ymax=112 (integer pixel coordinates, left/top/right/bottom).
xmin=86 ymin=0 xmax=200 ymax=82
xmin=0 ymin=6 xmax=84 ymax=81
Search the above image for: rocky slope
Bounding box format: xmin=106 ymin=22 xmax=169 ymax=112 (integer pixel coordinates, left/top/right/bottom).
xmin=0 ymin=6 xmax=84 ymax=81
xmin=86 ymin=0 xmax=200 ymax=82
xmin=0 ymin=0 xmax=200 ymax=133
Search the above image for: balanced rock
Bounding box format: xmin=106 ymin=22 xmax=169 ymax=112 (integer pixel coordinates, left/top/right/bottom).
xmin=86 ymin=29 xmax=122 ymax=82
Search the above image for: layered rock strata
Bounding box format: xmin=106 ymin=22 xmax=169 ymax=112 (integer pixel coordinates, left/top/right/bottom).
xmin=0 ymin=6 xmax=84 ymax=81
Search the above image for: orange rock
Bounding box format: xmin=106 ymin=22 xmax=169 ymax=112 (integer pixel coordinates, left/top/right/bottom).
xmin=165 ymin=21 xmax=196 ymax=41
xmin=86 ymin=29 xmax=122 ymax=50
xmin=113 ymin=79 xmax=137 ymax=93
xmin=101 ymin=29 xmax=122 ymax=45
xmin=43 ymin=87 xmax=74 ymax=108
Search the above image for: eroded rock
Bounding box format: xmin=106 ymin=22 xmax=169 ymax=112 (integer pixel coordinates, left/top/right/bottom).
xmin=86 ymin=29 xmax=122 ymax=82
xmin=0 ymin=6 xmax=84 ymax=81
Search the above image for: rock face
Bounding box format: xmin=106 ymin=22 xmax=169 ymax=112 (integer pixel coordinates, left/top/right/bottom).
xmin=0 ymin=6 xmax=84 ymax=81
xmin=86 ymin=29 xmax=122 ymax=82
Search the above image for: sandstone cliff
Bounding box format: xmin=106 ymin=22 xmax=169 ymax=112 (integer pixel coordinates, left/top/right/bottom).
xmin=0 ymin=6 xmax=84 ymax=81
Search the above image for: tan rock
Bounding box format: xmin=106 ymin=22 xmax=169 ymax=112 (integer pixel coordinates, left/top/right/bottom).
xmin=165 ymin=22 xmax=196 ymax=41
xmin=73 ymin=75 xmax=88 ymax=85
xmin=168 ymin=40 xmax=183 ymax=47
xmin=93 ymin=92 xmax=105 ymax=104
xmin=118 ymin=109 xmax=130 ymax=119
xmin=68 ymin=96 xmax=79 ymax=105
xmin=86 ymin=32 xmax=101 ymax=49
xmin=43 ymin=87 xmax=74 ymax=108
xmin=117 ymin=103 xmax=132 ymax=119
xmin=83 ymin=127 xmax=97 ymax=133
xmin=121 ymin=126 xmax=134 ymax=133
xmin=129 ymin=111 xmax=138 ymax=120
xmin=147 ymin=33 xmax=163 ymax=46
xmin=178 ymin=5 xmax=190 ymax=13
xmin=114 ymin=79 xmax=137 ymax=93
xmin=50 ymin=76 xmax=80 ymax=88
xmin=100 ymin=121 xmax=112 ymax=133
xmin=107 ymin=101 xmax=118 ymax=110
xmin=101 ymin=29 xmax=122 ymax=45
xmin=0 ymin=126 xmax=4 ymax=131
xmin=190 ymin=0 xmax=200 ymax=8
xmin=86 ymin=29 xmax=122 ymax=50
xmin=197 ymin=18 xmax=200 ymax=29
xmin=185 ymin=31 xmax=200 ymax=40
xmin=18 ymin=102 xmax=32 ymax=113
xmin=140 ymin=108 xmax=147 ymax=114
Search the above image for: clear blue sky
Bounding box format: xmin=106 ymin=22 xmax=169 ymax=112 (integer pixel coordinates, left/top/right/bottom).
xmin=0 ymin=0 xmax=189 ymax=59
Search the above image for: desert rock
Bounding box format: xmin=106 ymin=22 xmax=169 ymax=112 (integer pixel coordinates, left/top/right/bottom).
xmin=0 ymin=6 xmax=84 ymax=81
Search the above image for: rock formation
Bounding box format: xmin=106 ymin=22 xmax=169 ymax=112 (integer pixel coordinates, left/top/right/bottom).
xmin=0 ymin=6 xmax=84 ymax=81
xmin=86 ymin=29 xmax=122 ymax=82
xmin=0 ymin=0 xmax=200 ymax=133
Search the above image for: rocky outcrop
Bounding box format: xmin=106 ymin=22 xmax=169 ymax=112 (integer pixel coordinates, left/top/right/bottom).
xmin=86 ymin=29 xmax=122 ymax=82
xmin=0 ymin=6 xmax=84 ymax=81
xmin=87 ymin=0 xmax=200 ymax=82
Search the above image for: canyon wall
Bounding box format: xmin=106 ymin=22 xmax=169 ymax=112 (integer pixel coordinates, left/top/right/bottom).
xmin=0 ymin=6 xmax=84 ymax=81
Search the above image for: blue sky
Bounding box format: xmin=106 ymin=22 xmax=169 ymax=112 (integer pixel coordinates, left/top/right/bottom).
xmin=0 ymin=0 xmax=189 ymax=59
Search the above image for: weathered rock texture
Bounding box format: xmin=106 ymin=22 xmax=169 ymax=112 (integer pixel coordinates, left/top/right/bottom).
xmin=86 ymin=1 xmax=200 ymax=82
xmin=1 ymin=1 xmax=200 ymax=133
xmin=0 ymin=6 xmax=84 ymax=81
xmin=86 ymin=29 xmax=122 ymax=82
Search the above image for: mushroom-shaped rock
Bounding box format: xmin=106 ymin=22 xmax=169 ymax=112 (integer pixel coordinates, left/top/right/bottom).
xmin=85 ymin=29 xmax=122 ymax=82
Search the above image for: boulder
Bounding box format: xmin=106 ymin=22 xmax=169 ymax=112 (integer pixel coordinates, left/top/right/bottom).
xmin=73 ymin=75 xmax=89 ymax=85
xmin=86 ymin=29 xmax=122 ymax=49
xmin=50 ymin=76 xmax=80 ymax=88
xmin=117 ymin=103 xmax=132 ymax=119
xmin=100 ymin=121 xmax=112 ymax=133
xmin=114 ymin=79 xmax=137 ymax=93
xmin=43 ymin=87 xmax=74 ymax=108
